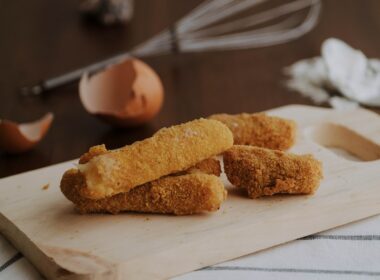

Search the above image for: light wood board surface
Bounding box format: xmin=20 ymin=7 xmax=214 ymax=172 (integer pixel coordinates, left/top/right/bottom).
xmin=1 ymin=105 xmax=380 ymax=280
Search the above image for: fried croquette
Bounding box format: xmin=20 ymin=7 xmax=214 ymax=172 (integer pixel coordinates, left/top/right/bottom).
xmin=61 ymin=145 xmax=224 ymax=214
xmin=78 ymin=118 xmax=233 ymax=199
xmin=60 ymin=170 xmax=226 ymax=215
xmin=209 ymin=113 xmax=296 ymax=150
xmin=223 ymin=145 xmax=323 ymax=198
xmin=187 ymin=157 xmax=222 ymax=176
xmin=79 ymin=144 xmax=222 ymax=176
xmin=79 ymin=144 xmax=108 ymax=164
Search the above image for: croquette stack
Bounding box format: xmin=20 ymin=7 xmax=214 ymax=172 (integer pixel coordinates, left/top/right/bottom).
xmin=60 ymin=113 xmax=323 ymax=215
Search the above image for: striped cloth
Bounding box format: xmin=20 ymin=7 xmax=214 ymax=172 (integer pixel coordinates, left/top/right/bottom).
xmin=2 ymin=213 xmax=380 ymax=280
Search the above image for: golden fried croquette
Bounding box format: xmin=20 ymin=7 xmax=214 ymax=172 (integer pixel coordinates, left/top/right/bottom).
xmin=79 ymin=144 xmax=107 ymax=164
xmin=60 ymin=170 xmax=226 ymax=215
xmin=78 ymin=118 xmax=233 ymax=199
xmin=223 ymin=145 xmax=323 ymax=198
xmin=78 ymin=144 xmax=222 ymax=176
xmin=209 ymin=113 xmax=296 ymax=150
xmin=62 ymin=146 xmax=224 ymax=214
xmin=187 ymin=157 xmax=221 ymax=176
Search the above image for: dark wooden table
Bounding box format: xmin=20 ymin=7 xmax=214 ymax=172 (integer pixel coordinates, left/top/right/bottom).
xmin=1 ymin=0 xmax=379 ymax=178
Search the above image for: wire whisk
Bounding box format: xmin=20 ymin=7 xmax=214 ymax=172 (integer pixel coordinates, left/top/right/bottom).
xmin=132 ymin=0 xmax=321 ymax=56
xmin=21 ymin=0 xmax=321 ymax=95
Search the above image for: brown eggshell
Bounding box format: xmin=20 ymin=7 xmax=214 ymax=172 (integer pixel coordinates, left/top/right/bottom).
xmin=0 ymin=113 xmax=54 ymax=154
xmin=79 ymin=58 xmax=164 ymax=127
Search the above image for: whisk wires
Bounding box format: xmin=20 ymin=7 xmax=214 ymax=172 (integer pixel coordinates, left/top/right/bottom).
xmin=132 ymin=0 xmax=321 ymax=56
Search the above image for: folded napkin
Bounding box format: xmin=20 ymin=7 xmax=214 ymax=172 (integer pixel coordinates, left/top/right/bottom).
xmin=286 ymin=38 xmax=380 ymax=110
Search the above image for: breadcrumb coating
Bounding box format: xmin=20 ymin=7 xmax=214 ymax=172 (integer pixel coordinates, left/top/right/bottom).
xmin=78 ymin=118 xmax=233 ymax=199
xmin=79 ymin=144 xmax=108 ymax=164
xmin=187 ymin=157 xmax=221 ymax=176
xmin=78 ymin=144 xmax=222 ymax=176
xmin=209 ymin=113 xmax=296 ymax=150
xmin=62 ymin=146 xmax=224 ymax=215
xmin=223 ymin=145 xmax=323 ymax=198
xmin=60 ymin=170 xmax=226 ymax=215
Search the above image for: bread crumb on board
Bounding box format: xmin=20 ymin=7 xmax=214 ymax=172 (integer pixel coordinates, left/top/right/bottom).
xmin=42 ymin=184 xmax=50 ymax=190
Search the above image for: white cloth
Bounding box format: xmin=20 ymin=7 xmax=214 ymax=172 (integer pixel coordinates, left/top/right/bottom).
xmin=285 ymin=38 xmax=380 ymax=109
xmin=2 ymin=215 xmax=380 ymax=280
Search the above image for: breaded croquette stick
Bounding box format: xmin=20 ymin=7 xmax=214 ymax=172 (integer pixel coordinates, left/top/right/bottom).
xmin=79 ymin=144 xmax=222 ymax=176
xmin=60 ymin=170 xmax=226 ymax=215
xmin=187 ymin=157 xmax=221 ymax=176
xmin=209 ymin=113 xmax=296 ymax=150
xmin=78 ymin=118 xmax=233 ymax=199
xmin=79 ymin=144 xmax=108 ymax=164
xmin=62 ymin=149 xmax=224 ymax=215
xmin=223 ymin=145 xmax=323 ymax=198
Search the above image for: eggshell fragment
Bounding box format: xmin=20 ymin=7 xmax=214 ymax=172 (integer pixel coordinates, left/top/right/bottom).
xmin=79 ymin=58 xmax=164 ymax=127
xmin=0 ymin=113 xmax=54 ymax=154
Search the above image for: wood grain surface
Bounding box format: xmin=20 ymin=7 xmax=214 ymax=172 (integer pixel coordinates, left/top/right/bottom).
xmin=2 ymin=105 xmax=380 ymax=280
xmin=1 ymin=0 xmax=380 ymax=177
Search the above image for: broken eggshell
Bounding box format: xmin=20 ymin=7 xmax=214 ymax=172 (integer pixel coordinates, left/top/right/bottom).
xmin=79 ymin=58 xmax=164 ymax=127
xmin=0 ymin=113 xmax=54 ymax=154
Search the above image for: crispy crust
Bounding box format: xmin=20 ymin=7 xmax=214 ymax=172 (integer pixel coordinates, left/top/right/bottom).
xmin=60 ymin=170 xmax=226 ymax=215
xmin=187 ymin=157 xmax=221 ymax=176
xmin=78 ymin=118 xmax=233 ymax=199
xmin=209 ymin=113 xmax=296 ymax=150
xmin=223 ymin=145 xmax=323 ymax=198
xmin=79 ymin=144 xmax=108 ymax=164
xmin=62 ymin=147 xmax=224 ymax=215
xmin=78 ymin=145 xmax=222 ymax=176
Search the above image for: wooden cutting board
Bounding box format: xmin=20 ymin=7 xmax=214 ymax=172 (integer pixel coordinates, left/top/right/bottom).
xmin=2 ymin=105 xmax=380 ymax=280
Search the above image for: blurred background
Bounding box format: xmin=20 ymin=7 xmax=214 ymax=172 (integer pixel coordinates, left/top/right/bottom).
xmin=1 ymin=0 xmax=379 ymax=177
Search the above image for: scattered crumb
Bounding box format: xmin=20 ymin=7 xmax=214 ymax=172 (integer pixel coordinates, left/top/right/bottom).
xmin=42 ymin=184 xmax=50 ymax=190
xmin=145 ymin=217 xmax=150 ymax=221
